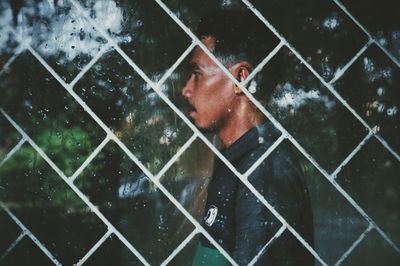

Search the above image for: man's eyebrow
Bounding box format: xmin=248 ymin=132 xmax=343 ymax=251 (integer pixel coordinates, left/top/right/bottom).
xmin=187 ymin=62 xmax=200 ymax=71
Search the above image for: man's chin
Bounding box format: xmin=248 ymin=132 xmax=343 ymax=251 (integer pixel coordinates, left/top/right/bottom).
xmin=191 ymin=118 xmax=217 ymax=134
xmin=197 ymin=126 xmax=217 ymax=134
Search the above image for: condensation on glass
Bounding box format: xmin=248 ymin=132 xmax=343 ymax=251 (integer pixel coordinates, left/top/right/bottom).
xmin=0 ymin=0 xmax=399 ymax=265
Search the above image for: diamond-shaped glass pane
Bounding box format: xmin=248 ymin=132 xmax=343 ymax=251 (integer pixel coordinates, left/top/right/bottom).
xmin=250 ymin=0 xmax=368 ymax=81
xmin=0 ymin=51 xmax=106 ymax=176
xmin=0 ymin=114 xmax=22 ymax=162
xmin=341 ymin=0 xmax=400 ymax=61
xmin=251 ymin=47 xmax=368 ymax=173
xmin=249 ymin=140 xmax=369 ymax=264
xmin=337 ymin=138 xmax=400 ymax=247
xmin=1 ymin=237 xmax=54 ymax=266
xmin=84 ymin=234 xmax=144 ymax=266
xmin=75 ymin=49 xmax=192 ymax=174
xmin=341 ymin=229 xmax=400 ymax=266
xmin=334 ymin=44 xmax=400 ymax=153
xmin=0 ymin=210 xmax=22 ymax=255
xmin=163 ymin=0 xmax=280 ymax=68
xmin=77 ymin=0 xmax=191 ymax=81
xmin=76 ymin=141 xmax=195 ymax=265
xmin=14 ymin=0 xmax=107 ymax=83
xmin=0 ymin=144 xmax=107 ymax=265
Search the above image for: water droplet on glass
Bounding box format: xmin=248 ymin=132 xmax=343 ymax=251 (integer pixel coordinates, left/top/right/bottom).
xmin=376 ymin=87 xmax=385 ymax=96
xmin=377 ymin=104 xmax=385 ymax=113
xmin=387 ymin=106 xmax=398 ymax=116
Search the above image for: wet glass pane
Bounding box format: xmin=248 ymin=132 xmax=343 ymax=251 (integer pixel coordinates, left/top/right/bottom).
xmin=0 ymin=144 xmax=107 ymax=264
xmin=0 ymin=51 xmax=106 ymax=176
xmin=75 ymin=141 xmax=195 ymax=265
xmin=337 ymin=138 xmax=400 ymax=247
xmin=161 ymin=138 xmax=215 ymax=219
xmin=1 ymin=237 xmax=54 ymax=266
xmin=253 ymin=47 xmax=368 ymax=173
xmin=0 ymin=1 xmax=18 ymax=69
xmin=334 ymin=44 xmax=400 ymax=153
xmin=75 ymin=49 xmax=192 ymax=175
xmin=0 ymin=0 xmax=399 ymax=264
xmin=167 ymin=235 xmax=200 ymax=266
xmin=341 ymin=0 xmax=400 ymax=61
xmin=0 ymin=210 xmax=21 ymax=254
xmin=163 ymin=51 xmax=197 ymax=123
xmin=7 ymin=0 xmax=107 ymax=83
xmin=163 ymin=0 xmax=280 ymax=67
xmin=84 ymin=234 xmax=143 ymax=266
xmin=250 ymin=0 xmax=368 ymax=81
xmin=78 ymin=0 xmax=192 ymax=81
xmin=262 ymin=230 xmax=321 ymax=266
xmin=341 ymin=229 xmax=400 ymax=266
xmin=0 ymin=114 xmax=22 ymax=162
xmin=250 ymin=140 xmax=369 ymax=264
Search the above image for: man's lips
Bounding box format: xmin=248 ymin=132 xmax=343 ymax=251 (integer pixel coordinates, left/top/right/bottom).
xmin=187 ymin=102 xmax=196 ymax=115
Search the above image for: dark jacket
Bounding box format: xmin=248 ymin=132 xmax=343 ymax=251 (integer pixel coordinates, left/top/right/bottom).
xmin=200 ymin=123 xmax=314 ymax=265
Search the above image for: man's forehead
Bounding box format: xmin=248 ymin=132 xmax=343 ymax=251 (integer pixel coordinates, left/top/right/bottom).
xmin=200 ymin=36 xmax=216 ymax=50
xmin=189 ymin=36 xmax=216 ymax=66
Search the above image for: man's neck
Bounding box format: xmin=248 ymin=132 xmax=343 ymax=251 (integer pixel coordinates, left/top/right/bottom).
xmin=218 ymin=114 xmax=264 ymax=148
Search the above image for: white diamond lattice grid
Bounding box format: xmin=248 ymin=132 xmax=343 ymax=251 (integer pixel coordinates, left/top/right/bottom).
xmin=0 ymin=0 xmax=399 ymax=265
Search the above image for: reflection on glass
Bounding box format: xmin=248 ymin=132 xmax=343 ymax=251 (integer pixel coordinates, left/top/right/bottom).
xmin=262 ymin=230 xmax=319 ymax=266
xmin=1 ymin=237 xmax=54 ymax=266
xmin=0 ymin=144 xmax=107 ymax=264
xmin=341 ymin=0 xmax=400 ymax=61
xmin=334 ymin=45 xmax=400 ymax=153
xmin=0 ymin=0 xmax=398 ymax=265
xmin=161 ymin=139 xmax=214 ymax=222
xmin=260 ymin=141 xmax=369 ymax=264
xmin=337 ymin=138 xmax=400 ymax=247
xmin=0 ymin=115 xmax=22 ymax=162
xmin=2 ymin=0 xmax=107 ymax=82
xmin=84 ymin=234 xmax=143 ymax=266
xmin=78 ymin=0 xmax=191 ymax=81
xmin=0 ymin=1 xmax=18 ymax=69
xmin=251 ymin=0 xmax=368 ymax=81
xmin=167 ymin=235 xmax=200 ymax=265
xmin=75 ymin=50 xmax=192 ymax=174
xmin=0 ymin=51 xmax=106 ymax=176
xmin=164 ymin=0 xmax=280 ymax=68
xmin=253 ymin=47 xmax=368 ymax=173
xmin=340 ymin=229 xmax=400 ymax=265
xmin=76 ymin=141 xmax=195 ymax=265
xmin=0 ymin=210 xmax=21 ymax=254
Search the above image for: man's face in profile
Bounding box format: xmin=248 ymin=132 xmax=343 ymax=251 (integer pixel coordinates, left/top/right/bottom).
xmin=182 ymin=37 xmax=237 ymax=132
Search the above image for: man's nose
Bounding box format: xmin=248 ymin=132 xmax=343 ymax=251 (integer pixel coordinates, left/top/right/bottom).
xmin=182 ymin=79 xmax=193 ymax=98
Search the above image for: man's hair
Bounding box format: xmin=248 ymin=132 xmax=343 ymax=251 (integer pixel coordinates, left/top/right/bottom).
xmin=196 ymin=10 xmax=278 ymax=102
xmin=196 ymin=10 xmax=276 ymax=68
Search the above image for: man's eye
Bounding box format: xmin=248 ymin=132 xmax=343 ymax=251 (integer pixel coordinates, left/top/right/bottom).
xmin=192 ymin=71 xmax=200 ymax=76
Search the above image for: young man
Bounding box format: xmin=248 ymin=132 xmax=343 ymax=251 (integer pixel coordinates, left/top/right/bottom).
xmin=182 ymin=10 xmax=314 ymax=265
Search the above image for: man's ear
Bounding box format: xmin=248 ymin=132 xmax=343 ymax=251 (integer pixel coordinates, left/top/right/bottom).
xmin=230 ymin=62 xmax=251 ymax=95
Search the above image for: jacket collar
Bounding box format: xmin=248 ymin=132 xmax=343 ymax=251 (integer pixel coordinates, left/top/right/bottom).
xmin=219 ymin=122 xmax=281 ymax=163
